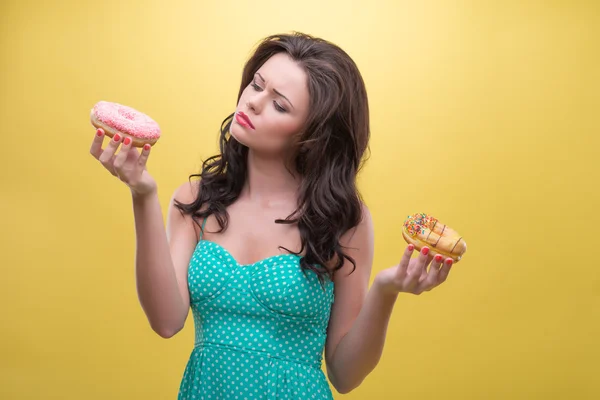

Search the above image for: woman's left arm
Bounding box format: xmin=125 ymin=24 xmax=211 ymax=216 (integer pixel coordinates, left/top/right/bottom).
xmin=325 ymin=205 xmax=453 ymax=394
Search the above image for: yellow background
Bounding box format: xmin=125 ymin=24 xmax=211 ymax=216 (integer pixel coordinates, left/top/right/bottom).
xmin=1 ymin=0 xmax=598 ymax=398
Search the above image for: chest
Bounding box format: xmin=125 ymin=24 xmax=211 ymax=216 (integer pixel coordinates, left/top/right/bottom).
xmin=201 ymin=201 xmax=303 ymax=266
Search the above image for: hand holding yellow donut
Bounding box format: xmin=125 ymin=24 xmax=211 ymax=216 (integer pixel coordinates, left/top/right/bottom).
xmin=373 ymin=213 xmax=466 ymax=296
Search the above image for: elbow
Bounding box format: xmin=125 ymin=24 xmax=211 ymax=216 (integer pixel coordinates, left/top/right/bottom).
xmin=335 ymin=386 xmax=352 ymax=395
xmin=152 ymin=322 xmax=184 ymax=339
xmin=333 ymin=380 xmax=362 ymax=395
xmin=329 ymin=360 xmax=377 ymax=394
xmin=329 ymin=368 xmax=363 ymax=395
xmin=156 ymin=328 xmax=178 ymax=339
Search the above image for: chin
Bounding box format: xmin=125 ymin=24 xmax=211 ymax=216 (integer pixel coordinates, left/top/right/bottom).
xmin=229 ymin=122 xmax=251 ymax=147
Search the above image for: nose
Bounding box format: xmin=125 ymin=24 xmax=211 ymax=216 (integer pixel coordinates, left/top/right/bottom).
xmin=246 ymin=99 xmax=256 ymax=113
xmin=246 ymin=92 xmax=264 ymax=114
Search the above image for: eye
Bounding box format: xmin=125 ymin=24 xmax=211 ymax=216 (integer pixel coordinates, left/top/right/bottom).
xmin=250 ymin=80 xmax=287 ymax=112
xmin=273 ymin=102 xmax=286 ymax=112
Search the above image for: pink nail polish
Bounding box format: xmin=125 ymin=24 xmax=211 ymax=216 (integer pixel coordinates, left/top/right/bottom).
xmin=123 ymin=137 xmax=131 ymax=145
xmin=435 ymin=255 xmax=443 ymax=262
xmin=422 ymin=247 xmax=429 ymax=255
xmin=408 ymin=244 xmax=414 ymax=251
xmin=96 ymin=129 xmax=103 ymax=137
xmin=114 ymin=134 xmax=121 ymax=142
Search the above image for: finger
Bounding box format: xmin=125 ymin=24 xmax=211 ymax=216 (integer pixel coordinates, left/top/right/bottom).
xmin=113 ymin=136 xmax=135 ymax=175
xmin=395 ymin=244 xmax=414 ymax=281
xmin=98 ymin=133 xmax=123 ymax=166
xmin=413 ymin=246 xmax=430 ymax=276
xmin=419 ymin=252 xmax=435 ymax=281
xmin=409 ymin=248 xmax=433 ymax=274
xmin=437 ymin=258 xmax=454 ymax=284
xmin=406 ymin=246 xmax=429 ymax=290
xmin=90 ymin=129 xmax=106 ymax=159
xmin=422 ymin=254 xmax=444 ymax=290
xmin=431 ymin=254 xmax=443 ymax=274
xmin=137 ymin=143 xmax=152 ymax=170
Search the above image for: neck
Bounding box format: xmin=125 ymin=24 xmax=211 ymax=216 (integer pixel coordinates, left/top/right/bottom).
xmin=241 ymin=149 xmax=300 ymax=207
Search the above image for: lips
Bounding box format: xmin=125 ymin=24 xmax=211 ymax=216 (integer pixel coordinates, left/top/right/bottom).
xmin=236 ymin=111 xmax=255 ymax=129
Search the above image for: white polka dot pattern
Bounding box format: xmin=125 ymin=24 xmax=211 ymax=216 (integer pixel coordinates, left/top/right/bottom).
xmin=178 ymin=240 xmax=336 ymax=399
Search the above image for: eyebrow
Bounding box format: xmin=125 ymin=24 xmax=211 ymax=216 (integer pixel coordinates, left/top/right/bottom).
xmin=256 ymin=73 xmax=295 ymax=109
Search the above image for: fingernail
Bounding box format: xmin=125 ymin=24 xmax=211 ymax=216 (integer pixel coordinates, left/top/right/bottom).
xmin=446 ymin=259 xmax=453 ymax=266
xmin=114 ymin=134 xmax=121 ymax=142
xmin=143 ymin=144 xmax=151 ymax=151
xmin=124 ymin=137 xmax=131 ymax=145
xmin=435 ymin=255 xmax=443 ymax=262
xmin=408 ymin=244 xmax=414 ymax=252
xmin=422 ymin=247 xmax=429 ymax=255
xmin=96 ymin=129 xmax=103 ymax=137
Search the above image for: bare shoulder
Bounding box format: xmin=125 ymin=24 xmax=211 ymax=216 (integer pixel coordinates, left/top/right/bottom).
xmin=347 ymin=203 xmax=374 ymax=246
xmin=167 ymin=180 xmax=202 ymax=240
xmin=335 ymin=202 xmax=375 ymax=278
xmin=171 ymin=180 xmax=201 ymax=205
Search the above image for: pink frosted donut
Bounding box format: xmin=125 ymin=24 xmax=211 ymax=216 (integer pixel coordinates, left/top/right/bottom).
xmin=90 ymin=101 xmax=161 ymax=147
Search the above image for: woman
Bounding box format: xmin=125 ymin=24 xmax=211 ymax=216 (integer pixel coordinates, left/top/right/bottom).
xmin=90 ymin=32 xmax=453 ymax=399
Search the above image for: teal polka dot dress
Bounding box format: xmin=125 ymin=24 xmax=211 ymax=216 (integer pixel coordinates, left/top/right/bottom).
xmin=177 ymin=220 xmax=336 ymax=399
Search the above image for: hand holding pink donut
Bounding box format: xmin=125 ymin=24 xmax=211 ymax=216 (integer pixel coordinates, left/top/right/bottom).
xmin=89 ymin=128 xmax=157 ymax=197
xmin=89 ymin=101 xmax=162 ymax=197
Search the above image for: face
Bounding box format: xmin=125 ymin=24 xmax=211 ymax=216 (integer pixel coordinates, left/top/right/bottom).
xmin=230 ymin=52 xmax=310 ymax=156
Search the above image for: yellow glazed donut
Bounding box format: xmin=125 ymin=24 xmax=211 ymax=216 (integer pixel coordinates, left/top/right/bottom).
xmin=402 ymin=212 xmax=467 ymax=262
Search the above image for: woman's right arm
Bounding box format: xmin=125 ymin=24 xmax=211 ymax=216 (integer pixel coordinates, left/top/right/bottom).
xmin=132 ymin=181 xmax=198 ymax=338
xmin=90 ymin=129 xmax=199 ymax=338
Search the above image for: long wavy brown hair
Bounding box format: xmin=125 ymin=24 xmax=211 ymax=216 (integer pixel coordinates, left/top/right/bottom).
xmin=175 ymin=32 xmax=370 ymax=283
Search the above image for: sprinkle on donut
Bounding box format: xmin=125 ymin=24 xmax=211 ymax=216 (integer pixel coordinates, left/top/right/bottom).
xmin=403 ymin=212 xmax=438 ymax=236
